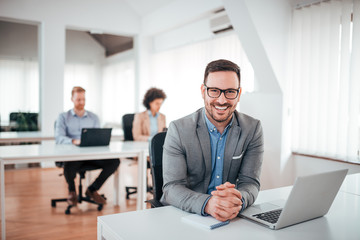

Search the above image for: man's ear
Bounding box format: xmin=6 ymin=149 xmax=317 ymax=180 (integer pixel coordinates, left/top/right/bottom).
xmin=237 ymin=87 xmax=242 ymax=102
xmin=201 ymin=84 xmax=206 ymax=99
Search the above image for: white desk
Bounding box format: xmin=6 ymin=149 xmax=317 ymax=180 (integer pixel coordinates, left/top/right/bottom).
xmin=0 ymin=140 xmax=148 ymax=240
xmin=98 ymin=179 xmax=360 ymax=240
xmin=0 ymin=131 xmax=54 ymax=143
xmin=0 ymin=131 xmax=124 ymax=144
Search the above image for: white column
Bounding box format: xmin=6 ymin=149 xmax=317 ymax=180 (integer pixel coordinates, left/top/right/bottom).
xmin=39 ymin=21 xmax=65 ymax=136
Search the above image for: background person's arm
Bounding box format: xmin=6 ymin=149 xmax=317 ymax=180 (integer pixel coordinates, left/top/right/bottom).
xmin=132 ymin=113 xmax=150 ymax=141
xmin=54 ymin=114 xmax=73 ymax=144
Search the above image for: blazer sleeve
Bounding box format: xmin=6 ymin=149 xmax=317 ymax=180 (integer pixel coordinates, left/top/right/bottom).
xmin=132 ymin=112 xmax=149 ymax=141
xmin=161 ymin=121 xmax=210 ymax=215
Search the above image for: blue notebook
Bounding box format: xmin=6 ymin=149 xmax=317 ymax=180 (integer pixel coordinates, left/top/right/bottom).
xmin=181 ymin=214 xmax=230 ymax=230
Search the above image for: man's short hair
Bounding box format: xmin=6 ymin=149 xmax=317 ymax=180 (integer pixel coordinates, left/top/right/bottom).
xmin=203 ymin=59 xmax=241 ymax=87
xmin=71 ymin=86 xmax=86 ymax=97
xmin=142 ymin=87 xmax=167 ymax=110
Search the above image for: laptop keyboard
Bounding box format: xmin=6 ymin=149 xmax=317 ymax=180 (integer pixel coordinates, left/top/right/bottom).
xmin=253 ymin=209 xmax=282 ymax=224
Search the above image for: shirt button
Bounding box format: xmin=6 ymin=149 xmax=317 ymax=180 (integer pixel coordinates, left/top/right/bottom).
xmin=216 ymin=175 xmax=220 ymax=179
xmin=220 ymin=137 xmax=222 ymax=140
xmin=217 ymin=156 xmax=220 ymax=159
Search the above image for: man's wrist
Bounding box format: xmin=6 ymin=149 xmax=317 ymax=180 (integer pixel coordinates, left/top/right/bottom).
xmin=201 ymin=196 xmax=211 ymax=216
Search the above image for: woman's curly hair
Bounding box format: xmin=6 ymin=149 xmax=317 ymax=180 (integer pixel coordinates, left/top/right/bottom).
xmin=143 ymin=87 xmax=167 ymax=110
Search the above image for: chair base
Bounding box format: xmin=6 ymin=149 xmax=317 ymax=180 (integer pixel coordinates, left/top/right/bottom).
xmin=125 ymin=186 xmax=152 ymax=199
xmin=51 ymin=193 xmax=106 ymax=214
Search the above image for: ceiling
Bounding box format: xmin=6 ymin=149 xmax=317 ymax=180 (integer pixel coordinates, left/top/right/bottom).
xmin=123 ymin=0 xmax=177 ymax=16
xmin=87 ymin=0 xmax=178 ymax=57
xmin=88 ymin=32 xmax=133 ymax=57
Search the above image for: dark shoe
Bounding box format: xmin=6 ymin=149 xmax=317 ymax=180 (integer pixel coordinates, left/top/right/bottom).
xmin=67 ymin=191 xmax=77 ymax=206
xmin=85 ymin=189 xmax=106 ymax=204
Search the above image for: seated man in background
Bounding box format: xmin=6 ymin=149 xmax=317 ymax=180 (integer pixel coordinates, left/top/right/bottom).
xmin=132 ymin=87 xmax=167 ymax=141
xmin=55 ymin=86 xmax=120 ymax=206
xmin=161 ymin=59 xmax=264 ymax=222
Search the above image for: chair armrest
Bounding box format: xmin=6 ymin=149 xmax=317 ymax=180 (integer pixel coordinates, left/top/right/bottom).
xmin=145 ymin=199 xmax=164 ymax=208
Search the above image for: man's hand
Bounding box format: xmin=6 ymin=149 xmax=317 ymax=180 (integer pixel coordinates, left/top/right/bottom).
xmin=204 ymin=182 xmax=243 ymax=221
xmin=72 ymin=139 xmax=80 ymax=145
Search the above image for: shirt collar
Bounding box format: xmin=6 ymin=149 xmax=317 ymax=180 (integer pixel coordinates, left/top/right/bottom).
xmin=203 ymin=109 xmax=233 ymax=134
xmin=71 ymin=109 xmax=88 ymax=117
xmin=148 ymin=110 xmax=158 ymax=118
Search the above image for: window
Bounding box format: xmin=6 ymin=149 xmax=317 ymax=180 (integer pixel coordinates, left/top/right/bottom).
xmin=0 ymin=59 xmax=39 ymax=126
xmin=290 ymin=0 xmax=360 ymax=162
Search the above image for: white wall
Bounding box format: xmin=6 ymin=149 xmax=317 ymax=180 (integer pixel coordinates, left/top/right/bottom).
xmin=0 ymin=0 xmax=140 ymax=134
xmin=0 ymin=21 xmax=38 ymax=59
xmin=224 ymin=0 xmax=293 ymax=189
xmin=66 ymin=30 xmax=105 ymax=64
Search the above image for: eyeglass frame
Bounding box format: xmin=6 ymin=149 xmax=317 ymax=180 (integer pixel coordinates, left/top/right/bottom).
xmin=204 ymin=84 xmax=241 ymax=100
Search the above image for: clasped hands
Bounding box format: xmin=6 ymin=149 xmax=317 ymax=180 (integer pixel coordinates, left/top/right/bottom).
xmin=204 ymin=182 xmax=243 ymax=222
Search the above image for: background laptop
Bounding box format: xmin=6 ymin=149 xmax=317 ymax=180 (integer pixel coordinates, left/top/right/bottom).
xmin=240 ymin=169 xmax=348 ymax=230
xmin=79 ymin=128 xmax=112 ymax=147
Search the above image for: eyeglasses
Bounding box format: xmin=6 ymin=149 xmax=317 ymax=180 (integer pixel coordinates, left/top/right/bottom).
xmin=204 ymin=85 xmax=240 ymax=100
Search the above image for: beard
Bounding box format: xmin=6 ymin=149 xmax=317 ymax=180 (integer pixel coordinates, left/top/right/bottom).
xmin=204 ymin=101 xmax=234 ymax=123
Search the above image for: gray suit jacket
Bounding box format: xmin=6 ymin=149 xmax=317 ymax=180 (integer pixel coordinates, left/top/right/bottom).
xmin=161 ymin=108 xmax=264 ymax=215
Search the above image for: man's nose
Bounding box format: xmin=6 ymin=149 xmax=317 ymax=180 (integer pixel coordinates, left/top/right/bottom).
xmin=217 ymin=92 xmax=227 ymax=104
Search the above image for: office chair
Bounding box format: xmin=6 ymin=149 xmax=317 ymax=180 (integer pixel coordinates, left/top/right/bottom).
xmin=51 ymin=163 xmax=106 ymax=214
xmin=122 ymin=113 xmax=152 ymax=199
xmin=146 ymin=131 xmax=166 ymax=208
xmin=122 ymin=113 xmax=135 ymax=141
xmin=122 ymin=113 xmax=138 ymax=198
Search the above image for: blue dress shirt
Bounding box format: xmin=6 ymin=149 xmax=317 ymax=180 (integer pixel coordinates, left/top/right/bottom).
xmin=148 ymin=110 xmax=159 ymax=139
xmin=55 ymin=109 xmax=100 ymax=144
xmin=201 ymin=110 xmax=233 ymax=215
xmin=204 ymin=111 xmax=233 ymax=193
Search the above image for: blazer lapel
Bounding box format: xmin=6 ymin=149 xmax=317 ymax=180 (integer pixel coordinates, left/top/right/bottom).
xmin=223 ymin=116 xmax=242 ymax=182
xmin=196 ymin=112 xmax=212 ymax=189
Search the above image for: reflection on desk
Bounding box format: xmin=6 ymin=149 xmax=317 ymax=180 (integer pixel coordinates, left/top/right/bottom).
xmin=98 ymin=178 xmax=360 ymax=240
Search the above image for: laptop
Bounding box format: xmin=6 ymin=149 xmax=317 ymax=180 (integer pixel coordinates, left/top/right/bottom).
xmin=240 ymin=169 xmax=348 ymax=230
xmin=79 ymin=128 xmax=112 ymax=147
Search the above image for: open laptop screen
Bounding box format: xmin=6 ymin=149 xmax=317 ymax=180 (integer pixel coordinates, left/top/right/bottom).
xmin=79 ymin=128 xmax=112 ymax=147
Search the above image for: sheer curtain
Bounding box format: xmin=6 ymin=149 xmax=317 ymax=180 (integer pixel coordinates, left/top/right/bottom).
xmin=291 ymin=0 xmax=360 ymax=161
xmin=0 ymin=58 xmax=39 ymax=125
xmin=64 ymin=63 xmax=100 ymax=115
xmin=148 ymin=33 xmax=254 ymax=123
xmin=101 ymin=59 xmax=135 ymax=125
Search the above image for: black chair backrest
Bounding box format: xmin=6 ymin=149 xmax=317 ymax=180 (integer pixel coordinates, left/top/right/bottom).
xmin=122 ymin=113 xmax=135 ymax=141
xmin=149 ymin=131 xmax=167 ymax=201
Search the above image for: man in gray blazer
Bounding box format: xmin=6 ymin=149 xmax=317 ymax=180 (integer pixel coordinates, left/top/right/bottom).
xmin=161 ymin=59 xmax=264 ymax=222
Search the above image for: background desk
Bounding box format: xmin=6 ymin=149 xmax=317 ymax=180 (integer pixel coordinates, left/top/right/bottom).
xmin=98 ymin=175 xmax=360 ymax=240
xmin=0 ymin=131 xmax=124 ymax=144
xmin=0 ymin=140 xmax=148 ymax=240
xmin=0 ymin=131 xmax=54 ymax=144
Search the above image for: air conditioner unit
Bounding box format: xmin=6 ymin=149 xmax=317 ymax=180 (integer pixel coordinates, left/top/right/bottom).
xmin=209 ymin=9 xmax=233 ymax=34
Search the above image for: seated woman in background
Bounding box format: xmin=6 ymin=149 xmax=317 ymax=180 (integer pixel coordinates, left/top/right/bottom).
xmin=132 ymin=87 xmax=167 ymax=141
